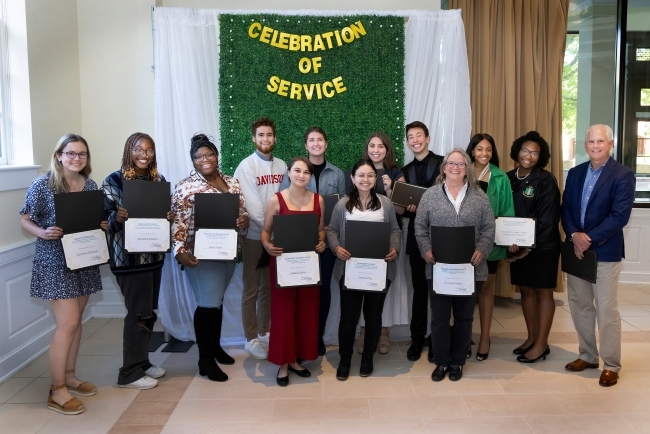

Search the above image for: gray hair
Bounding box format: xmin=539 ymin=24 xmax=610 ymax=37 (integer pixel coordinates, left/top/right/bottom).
xmin=585 ymin=124 xmax=613 ymax=143
xmin=435 ymin=148 xmax=476 ymax=188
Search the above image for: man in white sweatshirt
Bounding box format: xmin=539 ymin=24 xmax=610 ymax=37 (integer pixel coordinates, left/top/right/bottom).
xmin=234 ymin=117 xmax=287 ymax=359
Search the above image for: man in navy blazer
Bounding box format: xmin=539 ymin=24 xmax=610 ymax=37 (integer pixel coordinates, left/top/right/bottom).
xmin=561 ymin=124 xmax=635 ymax=387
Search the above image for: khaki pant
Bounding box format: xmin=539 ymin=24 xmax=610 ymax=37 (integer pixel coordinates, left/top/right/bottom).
xmin=241 ymin=238 xmax=271 ymax=341
xmin=567 ymin=261 xmax=622 ymax=372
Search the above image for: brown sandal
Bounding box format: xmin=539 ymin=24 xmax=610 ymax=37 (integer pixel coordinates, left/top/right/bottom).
xmin=65 ymin=369 xmax=97 ymax=396
xmin=47 ymin=384 xmax=85 ymax=415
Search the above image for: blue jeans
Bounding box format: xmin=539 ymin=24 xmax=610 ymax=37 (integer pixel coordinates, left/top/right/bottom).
xmin=185 ymin=260 xmax=236 ymax=308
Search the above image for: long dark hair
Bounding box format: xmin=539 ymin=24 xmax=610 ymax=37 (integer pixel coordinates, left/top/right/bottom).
xmin=346 ymin=159 xmax=382 ymax=213
xmin=466 ymin=133 xmax=500 ymax=167
xmin=362 ymin=132 xmax=398 ymax=170
xmin=121 ymin=132 xmax=161 ymax=181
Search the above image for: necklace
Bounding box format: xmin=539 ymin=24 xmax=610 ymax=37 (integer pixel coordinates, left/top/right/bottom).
xmin=288 ymin=188 xmax=308 ymax=204
xmin=476 ymin=164 xmax=490 ymax=181
xmin=515 ymin=167 xmax=530 ymax=180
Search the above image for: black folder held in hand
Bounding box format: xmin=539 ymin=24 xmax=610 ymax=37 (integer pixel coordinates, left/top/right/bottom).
xmin=122 ymin=180 xmax=171 ymax=218
xmin=430 ymin=226 xmax=475 ymax=263
xmin=194 ymin=193 xmax=239 ymax=229
xmin=273 ymin=214 xmax=319 ymax=253
xmin=561 ymin=242 xmax=597 ymax=283
xmin=390 ymin=181 xmax=427 ymax=208
xmin=345 ymin=221 xmax=390 ymax=259
xmin=54 ymin=190 xmax=105 ymax=234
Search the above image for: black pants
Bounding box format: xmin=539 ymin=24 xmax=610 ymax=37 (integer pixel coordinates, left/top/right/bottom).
xmin=409 ymin=254 xmax=429 ymax=341
xmin=429 ymin=281 xmax=479 ymax=367
xmin=115 ymin=268 xmax=162 ymax=385
xmin=319 ymin=248 xmax=336 ymax=336
xmin=338 ymin=278 xmax=389 ymax=358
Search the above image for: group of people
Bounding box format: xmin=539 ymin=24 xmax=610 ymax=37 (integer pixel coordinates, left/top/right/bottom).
xmin=21 ymin=118 xmax=635 ymax=414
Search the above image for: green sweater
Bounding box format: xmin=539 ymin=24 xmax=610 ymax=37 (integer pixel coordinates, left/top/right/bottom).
xmin=484 ymin=164 xmax=515 ymax=261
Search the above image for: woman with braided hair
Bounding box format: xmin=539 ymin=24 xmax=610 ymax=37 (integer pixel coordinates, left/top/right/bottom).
xmin=102 ymin=132 xmax=174 ymax=390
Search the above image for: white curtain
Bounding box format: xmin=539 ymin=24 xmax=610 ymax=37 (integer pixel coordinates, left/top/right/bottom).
xmin=404 ymin=9 xmax=472 ymax=162
xmin=154 ymin=7 xmax=472 ymax=344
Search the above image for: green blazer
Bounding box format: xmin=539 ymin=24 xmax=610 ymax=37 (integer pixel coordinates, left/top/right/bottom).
xmin=484 ymin=163 xmax=515 ymax=261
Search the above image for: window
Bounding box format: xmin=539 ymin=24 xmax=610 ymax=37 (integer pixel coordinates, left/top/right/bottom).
xmin=0 ymin=0 xmax=10 ymax=166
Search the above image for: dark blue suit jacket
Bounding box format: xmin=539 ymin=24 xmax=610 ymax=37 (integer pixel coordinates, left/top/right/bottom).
xmin=560 ymin=158 xmax=635 ymax=262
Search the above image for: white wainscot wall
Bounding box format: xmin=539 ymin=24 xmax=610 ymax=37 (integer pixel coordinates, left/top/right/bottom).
xmin=0 ymin=240 xmax=123 ymax=382
xmin=621 ymin=208 xmax=650 ymax=283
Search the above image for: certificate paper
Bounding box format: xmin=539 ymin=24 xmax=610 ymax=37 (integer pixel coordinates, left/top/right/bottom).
xmin=344 ymin=258 xmax=387 ymax=291
xmin=495 ymin=217 xmax=536 ymax=247
xmin=276 ymin=251 xmax=321 ymax=287
xmin=124 ymin=218 xmax=170 ymax=253
xmin=194 ymin=229 xmax=237 ymax=261
xmin=61 ymin=229 xmax=109 ymax=270
xmin=432 ymin=263 xmax=475 ymax=296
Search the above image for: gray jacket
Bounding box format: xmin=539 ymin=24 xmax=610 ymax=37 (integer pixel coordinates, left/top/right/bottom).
xmin=414 ymin=184 xmax=495 ymax=281
xmin=279 ymin=160 xmax=346 ymax=196
xmin=326 ymin=195 xmax=402 ymax=282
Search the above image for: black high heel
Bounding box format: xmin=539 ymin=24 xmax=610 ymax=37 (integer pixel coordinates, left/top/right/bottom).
xmin=517 ymin=346 xmax=550 ymax=363
xmin=513 ymin=341 xmax=535 ymax=355
xmin=476 ymin=339 xmax=490 ymax=361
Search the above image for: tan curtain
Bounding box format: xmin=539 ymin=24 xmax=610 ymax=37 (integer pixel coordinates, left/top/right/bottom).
xmin=450 ymin=0 xmax=569 ymax=296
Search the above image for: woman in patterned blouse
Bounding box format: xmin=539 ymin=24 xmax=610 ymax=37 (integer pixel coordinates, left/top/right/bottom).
xmin=172 ymin=133 xmax=249 ymax=382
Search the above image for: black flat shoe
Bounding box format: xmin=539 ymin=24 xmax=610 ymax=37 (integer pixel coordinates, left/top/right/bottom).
xmin=407 ymin=339 xmax=424 ymax=361
xmin=517 ymin=346 xmax=550 ymax=364
xmin=431 ymin=365 xmax=448 ymax=382
xmin=448 ymin=365 xmax=463 ymax=381
xmin=276 ymin=368 xmax=289 ymax=386
xmin=318 ymin=337 xmax=326 ymax=356
xmin=513 ymin=341 xmax=535 ymax=355
xmin=288 ymin=364 xmax=311 ymax=378
xmin=476 ymin=339 xmax=490 ymax=362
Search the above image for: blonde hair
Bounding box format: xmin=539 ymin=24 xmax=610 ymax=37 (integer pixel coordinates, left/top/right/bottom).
xmin=48 ymin=134 xmax=91 ymax=193
xmin=435 ymin=148 xmax=476 ymax=188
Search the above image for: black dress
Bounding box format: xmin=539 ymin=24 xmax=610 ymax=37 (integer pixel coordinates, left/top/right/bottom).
xmin=506 ymin=167 xmax=561 ymax=289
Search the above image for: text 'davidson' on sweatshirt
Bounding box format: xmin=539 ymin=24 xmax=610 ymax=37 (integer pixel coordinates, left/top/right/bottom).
xmin=234 ymin=152 xmax=287 ymax=240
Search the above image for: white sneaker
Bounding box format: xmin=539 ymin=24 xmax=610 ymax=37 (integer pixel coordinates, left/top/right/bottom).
xmin=245 ymin=338 xmax=268 ymax=360
xmin=118 ymin=375 xmax=158 ymax=390
xmin=144 ymin=365 xmax=166 ymax=379
xmin=258 ymin=332 xmax=270 ymax=348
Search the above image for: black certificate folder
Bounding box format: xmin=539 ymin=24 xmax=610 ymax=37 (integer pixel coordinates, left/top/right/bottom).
xmin=54 ymin=190 xmax=105 ymax=234
xmin=273 ymin=214 xmax=319 ymax=252
xmin=390 ymin=181 xmax=427 ymax=207
xmin=561 ymin=242 xmax=597 ymax=283
xmin=345 ymin=221 xmax=390 ymax=259
xmin=194 ymin=193 xmax=239 ymax=229
xmin=430 ymin=226 xmax=475 ymax=263
xmin=122 ymin=180 xmax=171 ymax=218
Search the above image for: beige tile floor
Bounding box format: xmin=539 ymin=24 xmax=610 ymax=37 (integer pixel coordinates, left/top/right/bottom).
xmin=3 ymin=283 xmax=650 ymax=433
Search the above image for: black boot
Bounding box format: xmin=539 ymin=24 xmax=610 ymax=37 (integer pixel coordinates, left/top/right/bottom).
xmin=194 ymin=307 xmax=228 ymax=382
xmin=336 ymin=355 xmax=352 ymax=381
xmin=360 ymin=353 xmax=374 ymax=377
xmin=214 ymin=307 xmax=235 ymax=365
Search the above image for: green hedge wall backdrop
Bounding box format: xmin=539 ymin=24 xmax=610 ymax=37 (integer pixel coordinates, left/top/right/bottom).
xmin=219 ymin=14 xmax=405 ymax=175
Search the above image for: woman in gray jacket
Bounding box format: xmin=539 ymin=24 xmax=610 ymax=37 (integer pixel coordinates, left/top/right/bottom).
xmin=327 ymin=160 xmax=401 ymax=381
xmin=414 ymin=149 xmax=495 ymax=382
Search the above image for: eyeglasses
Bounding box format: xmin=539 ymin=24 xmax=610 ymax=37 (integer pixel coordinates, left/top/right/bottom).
xmin=355 ymin=173 xmax=377 ymax=180
xmin=445 ymin=162 xmax=467 ymax=168
xmin=60 ymin=151 xmax=88 ymax=159
xmin=519 ymin=148 xmax=540 ymax=158
xmin=132 ymin=148 xmax=155 ymax=157
xmin=193 ymin=153 xmax=217 ymax=162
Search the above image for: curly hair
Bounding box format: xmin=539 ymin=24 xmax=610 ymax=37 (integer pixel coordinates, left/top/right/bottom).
xmin=189 ymin=133 xmax=219 ymax=162
xmin=466 ymin=133 xmax=500 ymax=167
xmin=121 ymin=132 xmax=160 ymax=181
xmin=251 ymin=117 xmax=276 ymax=136
xmin=509 ymin=131 xmax=551 ymax=169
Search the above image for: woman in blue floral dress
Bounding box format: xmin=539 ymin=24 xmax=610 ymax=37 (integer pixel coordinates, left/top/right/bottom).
xmin=20 ymin=134 xmax=106 ymax=415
